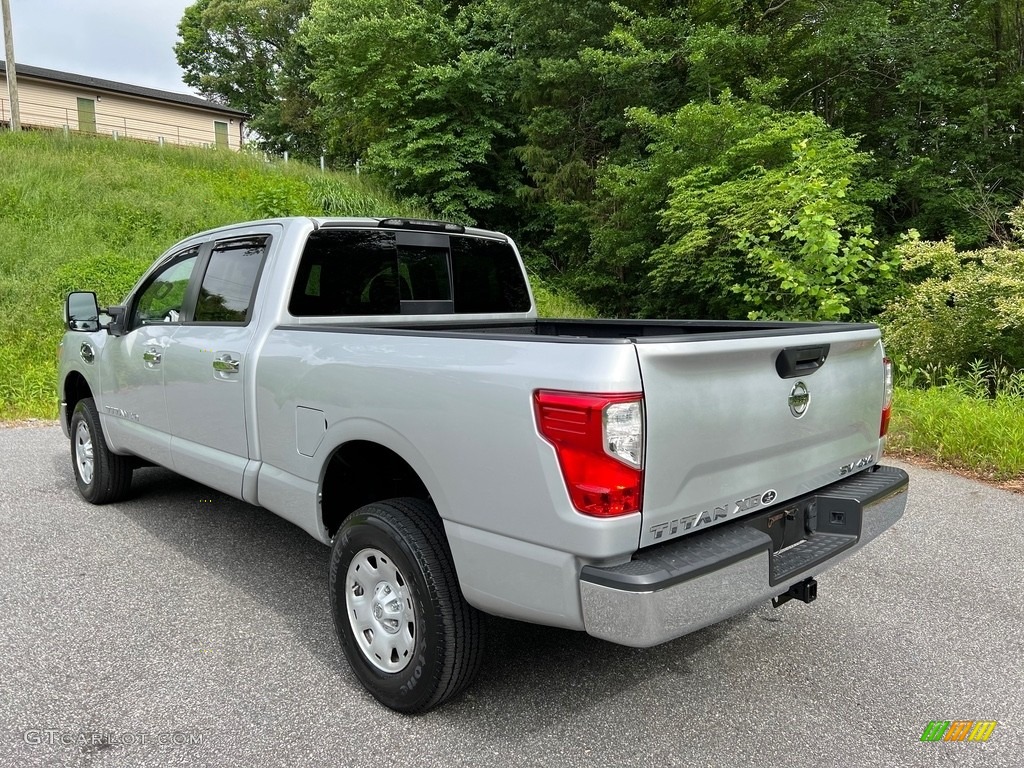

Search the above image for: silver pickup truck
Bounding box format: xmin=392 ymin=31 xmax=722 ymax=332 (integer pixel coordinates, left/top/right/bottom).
xmin=59 ymin=217 xmax=908 ymax=712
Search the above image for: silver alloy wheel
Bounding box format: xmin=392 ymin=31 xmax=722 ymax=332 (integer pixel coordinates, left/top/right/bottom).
xmin=346 ymin=547 xmax=415 ymax=673
xmin=75 ymin=421 xmax=94 ymax=486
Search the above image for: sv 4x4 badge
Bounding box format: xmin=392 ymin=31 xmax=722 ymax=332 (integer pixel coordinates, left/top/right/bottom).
xmin=649 ymin=488 xmax=778 ymax=541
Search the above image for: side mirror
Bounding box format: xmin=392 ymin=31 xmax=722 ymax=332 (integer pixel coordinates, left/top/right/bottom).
xmin=65 ymin=292 xmax=100 ymax=332
xmin=65 ymin=293 xmax=128 ymax=335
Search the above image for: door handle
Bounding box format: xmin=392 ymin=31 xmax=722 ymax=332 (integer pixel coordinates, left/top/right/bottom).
xmin=213 ymin=356 xmax=240 ymax=373
xmin=142 ymin=348 xmax=162 ymax=365
xmin=775 ymin=345 xmax=829 ymax=378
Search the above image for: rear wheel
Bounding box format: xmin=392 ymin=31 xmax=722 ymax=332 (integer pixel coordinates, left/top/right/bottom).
xmin=70 ymin=398 xmax=133 ymax=504
xmin=330 ymin=498 xmax=483 ymax=713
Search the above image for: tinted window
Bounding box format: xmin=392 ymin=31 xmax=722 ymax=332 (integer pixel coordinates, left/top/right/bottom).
xmin=132 ymin=249 xmax=200 ymax=329
xmin=290 ymin=230 xmax=399 ymax=316
xmin=289 ymin=229 xmax=531 ymax=316
xmin=194 ymin=238 xmax=267 ymax=323
xmin=451 ymin=236 xmax=531 ymax=313
xmin=399 ymin=245 xmax=450 ymax=301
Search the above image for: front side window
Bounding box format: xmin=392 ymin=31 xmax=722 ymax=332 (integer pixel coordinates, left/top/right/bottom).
xmin=194 ymin=238 xmax=268 ymax=324
xmin=131 ymin=250 xmax=200 ymax=329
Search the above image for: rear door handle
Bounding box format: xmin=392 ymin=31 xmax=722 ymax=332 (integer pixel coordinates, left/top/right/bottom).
xmin=213 ymin=353 xmax=240 ymax=376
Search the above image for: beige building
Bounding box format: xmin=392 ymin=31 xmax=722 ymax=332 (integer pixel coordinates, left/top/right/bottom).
xmin=1 ymin=60 xmax=247 ymax=149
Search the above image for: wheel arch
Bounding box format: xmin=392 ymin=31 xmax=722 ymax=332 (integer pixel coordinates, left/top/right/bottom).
xmin=320 ymin=439 xmax=438 ymax=539
xmin=62 ymin=371 xmax=93 ymax=432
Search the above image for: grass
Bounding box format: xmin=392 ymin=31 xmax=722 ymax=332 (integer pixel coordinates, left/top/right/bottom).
xmin=887 ymin=363 xmax=1024 ymax=483
xmin=530 ymin=281 xmax=596 ymax=319
xmin=0 ymin=129 xmax=587 ymax=419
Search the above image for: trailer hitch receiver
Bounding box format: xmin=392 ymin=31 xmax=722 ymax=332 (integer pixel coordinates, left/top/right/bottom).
xmin=772 ymin=577 xmax=818 ymax=608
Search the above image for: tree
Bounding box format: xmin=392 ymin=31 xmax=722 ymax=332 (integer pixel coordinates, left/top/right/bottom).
xmin=782 ymin=0 xmax=1024 ymax=246
xmin=175 ymin=0 xmax=320 ymax=155
xmin=176 ymin=0 xmax=1024 ymax=321
xmin=591 ymin=96 xmax=895 ymax=320
xmin=881 ymin=214 xmax=1024 ymax=370
xmin=300 ymin=0 xmax=519 ymax=222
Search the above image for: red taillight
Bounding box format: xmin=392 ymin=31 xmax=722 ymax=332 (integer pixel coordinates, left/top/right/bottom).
xmin=534 ymin=390 xmax=644 ymax=517
xmin=880 ymin=356 xmax=893 ymax=438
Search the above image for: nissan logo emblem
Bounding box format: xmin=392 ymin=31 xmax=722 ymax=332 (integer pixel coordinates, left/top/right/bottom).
xmin=789 ymin=381 xmax=810 ymax=418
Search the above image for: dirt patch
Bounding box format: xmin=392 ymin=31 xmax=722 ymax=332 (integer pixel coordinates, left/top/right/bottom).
xmin=887 ymin=449 xmax=1024 ymax=494
xmin=0 ymin=419 xmax=60 ymax=429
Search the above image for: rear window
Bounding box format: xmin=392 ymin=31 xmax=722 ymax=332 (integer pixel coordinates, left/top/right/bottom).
xmin=450 ymin=236 xmax=531 ymax=314
xmin=289 ymin=228 xmax=530 ymax=316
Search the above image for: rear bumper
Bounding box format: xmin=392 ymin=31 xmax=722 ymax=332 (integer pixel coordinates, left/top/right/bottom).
xmin=579 ymin=465 xmax=909 ymax=647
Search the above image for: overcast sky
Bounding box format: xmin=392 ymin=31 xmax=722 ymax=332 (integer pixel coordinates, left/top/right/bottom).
xmin=3 ymin=0 xmax=195 ymax=94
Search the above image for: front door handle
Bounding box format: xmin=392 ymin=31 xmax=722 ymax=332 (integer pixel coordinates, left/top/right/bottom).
xmin=142 ymin=348 xmax=162 ymax=366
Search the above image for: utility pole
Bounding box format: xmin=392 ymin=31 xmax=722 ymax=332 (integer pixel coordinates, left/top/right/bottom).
xmin=1 ymin=0 xmax=21 ymax=131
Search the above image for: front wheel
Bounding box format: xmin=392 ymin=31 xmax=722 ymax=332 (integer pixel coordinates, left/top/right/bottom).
xmin=70 ymin=397 xmax=133 ymax=504
xmin=330 ymin=498 xmax=483 ymax=713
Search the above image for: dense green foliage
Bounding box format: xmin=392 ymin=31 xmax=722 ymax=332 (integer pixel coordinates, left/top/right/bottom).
xmin=175 ymin=0 xmax=321 ymax=156
xmin=590 ymin=100 xmax=895 ymax=319
xmin=881 ymin=223 xmax=1024 ymax=372
xmin=177 ymin=0 xmax=1024 ymax=323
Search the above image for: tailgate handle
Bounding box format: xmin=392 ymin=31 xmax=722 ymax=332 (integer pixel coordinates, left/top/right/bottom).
xmin=776 ymin=345 xmax=830 ymax=378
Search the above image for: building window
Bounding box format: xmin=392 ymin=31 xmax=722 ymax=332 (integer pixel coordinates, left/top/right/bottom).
xmin=77 ymin=98 xmax=96 ymax=134
xmin=214 ymin=120 xmax=228 ymax=149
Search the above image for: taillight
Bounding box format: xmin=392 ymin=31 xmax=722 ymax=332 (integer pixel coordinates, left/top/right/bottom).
xmin=880 ymin=356 xmax=893 ymax=438
xmin=534 ymin=390 xmax=644 ymax=517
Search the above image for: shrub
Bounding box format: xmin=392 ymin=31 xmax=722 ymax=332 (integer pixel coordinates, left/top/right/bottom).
xmin=880 ymin=228 xmax=1024 ymax=371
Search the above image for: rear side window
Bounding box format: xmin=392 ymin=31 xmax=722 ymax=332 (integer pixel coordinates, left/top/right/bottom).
xmin=194 ymin=237 xmax=268 ymax=324
xmin=290 ymin=230 xmax=399 ymax=316
xmin=289 ymin=228 xmax=530 ymax=316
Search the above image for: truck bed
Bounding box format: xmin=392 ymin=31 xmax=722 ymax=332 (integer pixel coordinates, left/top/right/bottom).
xmin=280 ymin=317 xmax=878 ymax=343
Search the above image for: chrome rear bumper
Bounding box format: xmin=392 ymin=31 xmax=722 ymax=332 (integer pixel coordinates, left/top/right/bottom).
xmin=580 ymin=465 xmax=909 ymax=647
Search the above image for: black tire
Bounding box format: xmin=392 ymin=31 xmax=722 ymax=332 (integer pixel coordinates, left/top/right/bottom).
xmin=70 ymin=397 xmax=133 ymax=504
xmin=330 ymin=497 xmax=484 ymax=713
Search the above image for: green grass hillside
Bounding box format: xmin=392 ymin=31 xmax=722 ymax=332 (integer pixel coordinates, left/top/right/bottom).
xmin=0 ymin=130 xmax=590 ymax=420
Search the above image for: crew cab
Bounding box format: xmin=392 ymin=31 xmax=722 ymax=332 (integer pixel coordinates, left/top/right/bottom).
xmin=59 ymin=217 xmax=909 ymax=712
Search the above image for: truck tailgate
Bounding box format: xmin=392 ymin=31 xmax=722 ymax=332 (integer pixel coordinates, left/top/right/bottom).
xmin=637 ymin=327 xmax=886 ymax=548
